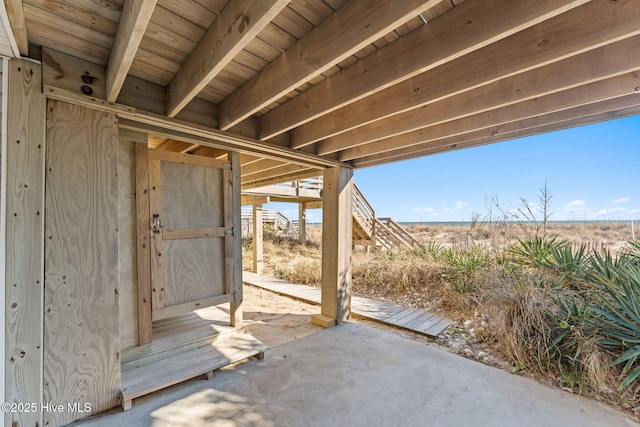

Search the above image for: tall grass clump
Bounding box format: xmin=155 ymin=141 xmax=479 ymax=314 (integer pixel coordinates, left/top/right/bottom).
xmin=495 ymin=238 xmax=640 ymax=401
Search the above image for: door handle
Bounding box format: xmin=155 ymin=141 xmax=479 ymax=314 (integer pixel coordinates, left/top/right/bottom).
xmin=152 ymin=214 xmax=161 ymax=234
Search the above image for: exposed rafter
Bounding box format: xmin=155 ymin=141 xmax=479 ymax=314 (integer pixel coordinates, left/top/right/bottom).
xmin=3 ymin=0 xmax=27 ymax=56
xmin=106 ymin=0 xmax=157 ymax=102
xmin=308 ymin=0 xmax=640 ymax=155
xmin=218 ymin=0 xmax=442 ymax=131
xmin=321 ymin=35 xmax=640 ymax=156
xmin=355 ymin=95 xmax=640 ymax=168
xmin=166 ymin=0 xmax=290 ymax=117
xmin=263 ymin=0 xmax=589 ymax=145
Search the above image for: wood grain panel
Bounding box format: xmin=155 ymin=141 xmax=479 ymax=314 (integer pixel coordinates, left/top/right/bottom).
xmin=4 ymin=58 xmax=46 ymax=427
xmin=44 ymin=100 xmax=120 ymax=426
xmin=161 ymin=161 xmax=224 ymax=229
xmin=162 ymin=237 xmax=225 ymax=306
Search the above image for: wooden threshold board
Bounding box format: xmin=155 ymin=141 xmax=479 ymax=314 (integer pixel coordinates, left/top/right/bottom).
xmin=120 ymin=331 xmax=267 ymax=410
xmin=243 ymin=272 xmax=452 ymax=337
xmin=120 ymin=305 xmax=267 ymax=410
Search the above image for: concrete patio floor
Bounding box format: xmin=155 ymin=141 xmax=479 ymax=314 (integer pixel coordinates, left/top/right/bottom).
xmin=76 ymin=321 xmax=638 ymax=427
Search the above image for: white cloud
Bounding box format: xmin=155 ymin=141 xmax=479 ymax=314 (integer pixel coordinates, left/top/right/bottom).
xmin=445 ymin=201 xmax=469 ymax=212
xmin=564 ymin=200 xmax=586 ymax=208
xmin=611 ymin=197 xmax=631 ymax=205
xmin=413 ymin=206 xmax=436 ymax=213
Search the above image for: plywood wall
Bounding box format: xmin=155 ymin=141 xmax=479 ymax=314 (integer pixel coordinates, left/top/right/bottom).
xmin=4 ymin=58 xmax=46 ymax=427
xmin=44 ymin=100 xmax=120 ymax=426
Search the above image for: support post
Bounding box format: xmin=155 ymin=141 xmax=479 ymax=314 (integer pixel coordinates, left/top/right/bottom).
xmin=252 ymin=204 xmax=263 ymax=274
xmin=230 ymin=152 xmax=243 ymax=327
xmin=312 ymin=166 xmax=353 ymax=327
xmin=298 ymin=202 xmax=306 ymax=245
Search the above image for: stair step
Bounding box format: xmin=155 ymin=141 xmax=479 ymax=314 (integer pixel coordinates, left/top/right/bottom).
xmin=120 ymin=331 xmax=267 ymax=410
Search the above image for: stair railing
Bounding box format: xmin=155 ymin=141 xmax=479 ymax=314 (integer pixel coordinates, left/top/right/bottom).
xmin=352 ymin=183 xmax=376 ymax=241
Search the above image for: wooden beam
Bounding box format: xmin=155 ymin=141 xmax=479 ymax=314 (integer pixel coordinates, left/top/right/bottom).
xmin=354 ymin=94 xmax=640 ymax=167
xmin=167 ymin=0 xmax=289 ymax=117
xmin=342 ymin=76 xmax=640 ymax=161
xmin=243 ymin=184 xmax=322 ymax=199
xmin=307 ymin=0 xmax=640 ymax=153
xmin=252 ymin=204 xmax=263 ymax=274
xmin=317 ymin=166 xmax=353 ymax=324
xmin=324 ymin=35 xmax=640 ymax=155
xmin=4 ymin=58 xmax=46 ymax=427
xmin=268 ymin=0 xmax=590 ymax=146
xmin=241 ymin=168 xmax=322 ymax=190
xmin=241 ymin=195 xmax=270 ymax=205
xmin=106 ymin=0 xmax=157 ymax=102
xmin=219 ymin=0 xmax=442 ymax=130
xmin=242 ymin=163 xmax=311 ymax=183
xmin=4 ymin=0 xmax=28 ymax=56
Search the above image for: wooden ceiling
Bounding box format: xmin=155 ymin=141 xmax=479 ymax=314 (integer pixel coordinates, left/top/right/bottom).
xmin=2 ymin=0 xmax=640 ymax=187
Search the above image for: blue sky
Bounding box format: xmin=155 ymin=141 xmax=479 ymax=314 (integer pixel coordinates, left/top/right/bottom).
xmin=269 ymin=115 xmax=640 ymax=223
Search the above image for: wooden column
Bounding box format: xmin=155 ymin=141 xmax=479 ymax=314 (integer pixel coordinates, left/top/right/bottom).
xmin=312 ymin=166 xmax=353 ymax=328
xmin=230 ymin=151 xmax=243 ymax=327
xmin=3 ymin=58 xmax=46 ymax=427
xmin=252 ymin=204 xmax=263 ymax=274
xmin=298 ymin=202 xmax=307 ymax=245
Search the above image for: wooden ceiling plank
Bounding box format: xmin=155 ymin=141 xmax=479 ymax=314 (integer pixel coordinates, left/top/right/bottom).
xmin=263 ymin=0 xmax=589 ymax=144
xmin=166 ymin=0 xmax=289 ymax=117
xmin=190 ymin=146 xmax=229 ymax=159
xmin=242 ymin=163 xmax=302 ymax=180
xmin=218 ymin=0 xmax=442 ymax=131
xmin=348 ymin=74 xmax=640 ymax=164
xmin=24 ymin=0 xmax=120 ymax=33
xmin=242 ymin=167 xmax=322 ymax=189
xmin=156 ymin=139 xmax=195 ymax=152
xmin=355 ymin=95 xmax=640 ymax=168
xmin=322 ymin=35 xmax=640 ymax=155
xmin=4 ymin=0 xmax=28 ymax=55
xmin=240 ymin=153 xmax=262 ymax=166
xmin=309 ymin=0 xmax=640 ymax=153
xmin=156 ymin=0 xmax=220 ymax=30
xmin=106 ymin=0 xmax=157 ymax=102
xmin=241 ymin=158 xmax=289 ymax=176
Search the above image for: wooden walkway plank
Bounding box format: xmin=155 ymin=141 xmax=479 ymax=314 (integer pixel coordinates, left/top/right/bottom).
xmin=243 ymin=271 xmax=452 ymax=337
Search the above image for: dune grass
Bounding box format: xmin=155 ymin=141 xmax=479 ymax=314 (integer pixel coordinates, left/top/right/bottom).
xmin=243 ymin=221 xmax=639 ymax=415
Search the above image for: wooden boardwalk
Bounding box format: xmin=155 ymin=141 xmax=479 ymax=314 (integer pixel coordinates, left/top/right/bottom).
xmin=243 ymin=272 xmax=451 ymax=337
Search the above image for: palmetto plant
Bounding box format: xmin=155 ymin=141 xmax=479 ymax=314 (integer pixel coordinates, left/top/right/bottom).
xmin=507 ymin=237 xmax=565 ymax=269
xmin=587 ymin=254 xmax=640 ymax=390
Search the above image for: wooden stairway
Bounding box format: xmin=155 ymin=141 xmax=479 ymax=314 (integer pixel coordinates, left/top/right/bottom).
xmin=352 ymin=184 xmax=419 ymax=250
xmin=243 ymin=178 xmax=418 ymax=251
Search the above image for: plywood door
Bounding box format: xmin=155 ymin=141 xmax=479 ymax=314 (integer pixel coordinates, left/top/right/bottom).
xmin=147 ymin=150 xmax=234 ymax=321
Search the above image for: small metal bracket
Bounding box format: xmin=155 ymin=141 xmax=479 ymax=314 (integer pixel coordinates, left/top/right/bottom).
xmin=152 ymin=214 xmax=161 ymax=234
